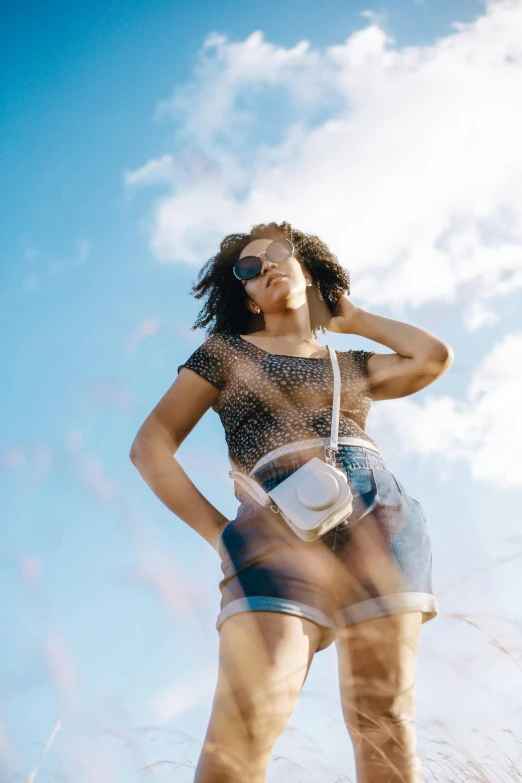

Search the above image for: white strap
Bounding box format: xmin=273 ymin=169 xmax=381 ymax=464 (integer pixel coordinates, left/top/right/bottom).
xmin=228 ymin=470 xmax=272 ymax=506
xmin=328 ymin=345 xmax=341 ymax=451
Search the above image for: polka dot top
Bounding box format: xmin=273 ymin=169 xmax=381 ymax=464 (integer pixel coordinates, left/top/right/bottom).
xmin=177 ymin=330 xmax=378 ymax=475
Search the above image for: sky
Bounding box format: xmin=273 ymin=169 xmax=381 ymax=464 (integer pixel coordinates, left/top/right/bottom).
xmin=3 ymin=0 xmax=522 ymax=780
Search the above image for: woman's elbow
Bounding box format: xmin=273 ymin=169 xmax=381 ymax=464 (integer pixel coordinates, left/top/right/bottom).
xmin=429 ymin=342 xmax=454 ymax=379
xmin=438 ymin=342 xmax=454 ymax=368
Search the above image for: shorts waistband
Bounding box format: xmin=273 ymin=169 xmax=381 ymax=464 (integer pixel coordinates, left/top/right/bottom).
xmin=248 ymin=437 xmax=383 ymax=476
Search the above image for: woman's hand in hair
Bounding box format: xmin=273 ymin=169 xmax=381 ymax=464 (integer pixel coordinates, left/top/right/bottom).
xmin=326 ymin=293 xmax=363 ymax=334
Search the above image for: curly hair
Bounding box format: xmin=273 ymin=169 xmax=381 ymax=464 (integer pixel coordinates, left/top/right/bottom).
xmin=187 ymin=221 xmax=351 ymax=337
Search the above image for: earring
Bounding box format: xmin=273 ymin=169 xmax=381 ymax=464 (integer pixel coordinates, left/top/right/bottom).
xmin=306 ymin=280 xmax=312 ymax=287
xmin=255 ymin=307 xmax=261 ymax=313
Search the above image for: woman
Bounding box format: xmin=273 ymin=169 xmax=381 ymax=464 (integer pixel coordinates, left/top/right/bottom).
xmin=130 ymin=221 xmax=453 ymax=783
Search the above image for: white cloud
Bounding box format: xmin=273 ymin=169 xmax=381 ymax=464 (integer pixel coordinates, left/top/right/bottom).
xmin=371 ymin=331 xmax=522 ymax=488
xmin=463 ymin=301 xmax=499 ymax=332
xmin=123 ymin=154 xmax=176 ymax=187
xmin=126 ymin=0 xmax=522 ymax=327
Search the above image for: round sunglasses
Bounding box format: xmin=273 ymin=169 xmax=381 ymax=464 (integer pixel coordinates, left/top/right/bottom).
xmin=233 ymin=238 xmax=295 ymax=281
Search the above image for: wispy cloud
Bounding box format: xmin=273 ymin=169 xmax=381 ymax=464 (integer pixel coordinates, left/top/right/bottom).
xmin=124 ymin=155 xmax=176 ymax=188
xmin=124 ymin=317 xmax=160 ymax=354
xmin=21 ymin=237 xmax=91 ymax=292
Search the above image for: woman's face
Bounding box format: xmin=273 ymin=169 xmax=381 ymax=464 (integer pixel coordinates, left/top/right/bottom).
xmin=238 ymin=237 xmax=311 ymax=315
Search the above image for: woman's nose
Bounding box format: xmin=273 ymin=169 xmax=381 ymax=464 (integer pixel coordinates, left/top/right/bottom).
xmin=260 ymin=254 xmax=276 ymax=271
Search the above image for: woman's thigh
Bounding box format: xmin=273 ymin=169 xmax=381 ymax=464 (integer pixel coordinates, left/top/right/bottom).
xmin=199 ymin=610 xmax=323 ymax=778
xmin=336 ymin=612 xmax=422 ymax=735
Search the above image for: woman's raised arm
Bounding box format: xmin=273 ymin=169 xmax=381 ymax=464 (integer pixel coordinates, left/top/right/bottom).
xmin=327 ymin=296 xmax=454 ymax=402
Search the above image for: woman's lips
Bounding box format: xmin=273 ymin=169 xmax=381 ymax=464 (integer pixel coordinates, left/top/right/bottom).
xmin=267 ymin=275 xmax=287 ymax=287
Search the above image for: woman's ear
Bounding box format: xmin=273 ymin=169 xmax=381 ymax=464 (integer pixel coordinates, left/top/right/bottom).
xmin=245 ymin=298 xmax=261 ymax=315
xmin=298 ymin=258 xmax=312 ymax=287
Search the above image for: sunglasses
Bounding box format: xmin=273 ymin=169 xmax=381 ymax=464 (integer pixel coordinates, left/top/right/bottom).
xmin=233 ymin=238 xmax=295 ymax=281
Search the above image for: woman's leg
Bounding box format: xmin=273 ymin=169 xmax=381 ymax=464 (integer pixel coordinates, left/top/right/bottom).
xmin=195 ymin=609 xmax=324 ymax=783
xmin=336 ymin=611 xmax=423 ymax=783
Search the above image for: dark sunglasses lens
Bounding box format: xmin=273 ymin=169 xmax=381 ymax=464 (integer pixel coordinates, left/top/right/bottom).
xmin=235 ymin=256 xmax=262 ymax=279
xmin=266 ymin=238 xmax=293 ymax=263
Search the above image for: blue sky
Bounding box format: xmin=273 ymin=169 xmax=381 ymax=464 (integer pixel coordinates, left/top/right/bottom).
xmin=3 ymin=1 xmax=522 ymax=781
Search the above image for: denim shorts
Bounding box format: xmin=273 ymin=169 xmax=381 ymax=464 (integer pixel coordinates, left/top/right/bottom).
xmin=217 ymin=444 xmax=438 ymax=652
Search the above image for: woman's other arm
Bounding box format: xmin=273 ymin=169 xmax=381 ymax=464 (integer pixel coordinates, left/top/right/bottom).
xmin=129 ymin=369 xmax=229 ymax=552
xmin=327 ymin=295 xmax=454 ymax=402
xmin=346 ymin=307 xmax=453 ymax=401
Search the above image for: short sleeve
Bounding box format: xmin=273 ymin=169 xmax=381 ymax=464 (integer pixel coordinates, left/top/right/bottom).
xmin=177 ymin=334 xmax=228 ymax=392
xmin=349 ymin=349 xmax=376 ymax=377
